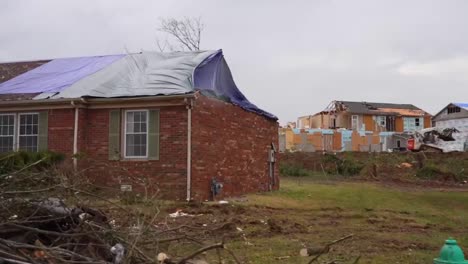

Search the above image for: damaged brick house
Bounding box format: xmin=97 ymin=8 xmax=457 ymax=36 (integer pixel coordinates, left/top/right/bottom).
xmin=298 ymin=100 xmax=432 ymax=132
xmin=296 ymin=100 xmax=432 ymax=151
xmin=0 ymin=50 xmax=279 ymax=200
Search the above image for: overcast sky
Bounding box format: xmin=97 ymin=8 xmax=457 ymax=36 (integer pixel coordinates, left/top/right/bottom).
xmin=1 ymin=0 xmax=468 ymax=123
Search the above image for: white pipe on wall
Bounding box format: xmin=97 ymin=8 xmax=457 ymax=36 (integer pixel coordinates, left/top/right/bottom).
xmin=186 ymin=102 xmax=192 ymax=201
xmin=72 ymin=102 xmax=79 ymax=170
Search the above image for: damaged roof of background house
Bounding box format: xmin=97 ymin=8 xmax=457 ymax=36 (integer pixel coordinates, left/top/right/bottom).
xmin=0 ymin=50 xmax=277 ymax=120
xmin=328 ymin=100 xmax=429 ymax=117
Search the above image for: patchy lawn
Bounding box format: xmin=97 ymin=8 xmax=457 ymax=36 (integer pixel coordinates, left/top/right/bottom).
xmin=163 ymin=177 xmax=468 ymax=263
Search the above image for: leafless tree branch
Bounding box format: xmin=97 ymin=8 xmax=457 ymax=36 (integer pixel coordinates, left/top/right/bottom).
xmin=156 ymin=17 xmax=204 ymax=51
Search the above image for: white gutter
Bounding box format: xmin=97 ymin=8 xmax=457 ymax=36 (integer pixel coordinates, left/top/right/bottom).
xmin=186 ymin=99 xmax=193 ymax=201
xmin=0 ymin=93 xmax=196 ymax=107
xmin=71 ymin=101 xmax=79 ymax=171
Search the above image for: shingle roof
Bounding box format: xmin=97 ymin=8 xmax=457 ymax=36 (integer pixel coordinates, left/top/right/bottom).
xmin=0 ymin=60 xmax=49 ymax=84
xmin=0 ymin=61 xmax=50 ymax=102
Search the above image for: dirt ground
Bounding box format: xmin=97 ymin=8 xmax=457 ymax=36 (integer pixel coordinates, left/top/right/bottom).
xmin=139 ymin=177 xmax=468 ymax=263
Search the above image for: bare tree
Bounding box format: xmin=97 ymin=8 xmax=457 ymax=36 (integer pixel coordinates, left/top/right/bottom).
xmin=156 ymin=17 xmax=204 ymax=52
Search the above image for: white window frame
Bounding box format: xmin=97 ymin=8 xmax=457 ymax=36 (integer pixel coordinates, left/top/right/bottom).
xmin=17 ymin=112 xmax=39 ymax=152
xmin=0 ymin=113 xmax=17 ymax=153
xmin=415 ymin=118 xmax=420 ymax=127
xmin=351 ymin=115 xmax=359 ymax=130
xmin=375 ymin=116 xmax=386 ymax=127
xmin=123 ymin=109 xmax=149 ymax=159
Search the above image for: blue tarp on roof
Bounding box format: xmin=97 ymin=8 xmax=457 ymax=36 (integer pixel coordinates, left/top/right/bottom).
xmin=0 ymin=55 xmax=124 ymax=94
xmin=194 ymin=50 xmax=277 ymax=120
xmin=0 ymin=50 xmax=277 ymax=120
xmin=454 ymin=103 xmax=468 ymax=110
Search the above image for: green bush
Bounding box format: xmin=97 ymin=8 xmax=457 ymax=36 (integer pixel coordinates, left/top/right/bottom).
xmin=322 ymin=153 xmax=364 ymax=176
xmin=415 ymin=161 xmax=453 ymax=180
xmin=0 ymin=151 xmax=65 ymax=174
xmin=338 ymin=159 xmax=365 ymax=176
xmin=279 ymin=164 xmax=310 ymax=177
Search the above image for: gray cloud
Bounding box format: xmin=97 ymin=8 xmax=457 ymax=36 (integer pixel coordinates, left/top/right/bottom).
xmin=1 ymin=0 xmax=468 ymax=123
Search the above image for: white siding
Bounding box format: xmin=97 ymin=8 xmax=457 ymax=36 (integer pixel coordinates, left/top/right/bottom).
xmin=435 ymin=118 xmax=468 ymax=152
xmin=403 ymin=117 xmax=424 ymax=132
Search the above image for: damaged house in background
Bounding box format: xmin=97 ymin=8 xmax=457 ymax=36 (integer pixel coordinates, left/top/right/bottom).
xmin=283 ymin=101 xmax=432 ymax=152
xmin=430 ymin=102 xmax=468 ymax=151
xmin=0 ymin=50 xmax=279 ymax=201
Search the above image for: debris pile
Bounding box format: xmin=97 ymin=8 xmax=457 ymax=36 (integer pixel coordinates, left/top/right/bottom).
xmin=0 ymin=162 xmax=243 ymax=264
xmin=0 ymin=198 xmax=140 ymax=264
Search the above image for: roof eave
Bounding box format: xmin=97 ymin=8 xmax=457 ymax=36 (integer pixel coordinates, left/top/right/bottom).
xmin=0 ymin=93 xmax=196 ymax=110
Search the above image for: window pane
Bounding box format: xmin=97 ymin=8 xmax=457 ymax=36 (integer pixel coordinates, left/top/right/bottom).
xmin=126 ymin=112 xmax=134 ymax=123
xmin=19 ymin=136 xmax=38 ymax=152
xmin=0 ymin=115 xmax=15 ymax=153
xmin=18 ymin=114 xmax=39 ymax=152
xmin=134 ymin=134 xmax=141 ymax=145
xmin=134 ymin=123 xmax=141 ymax=133
xmin=126 ymin=134 xmax=134 ymax=156
xmin=0 ymin=137 xmax=14 ymax=153
xmin=125 ymin=111 xmax=148 ymax=157
xmin=126 ymin=123 xmax=134 ymax=133
xmin=134 ymin=112 xmax=141 ymax=122
xmin=127 ymin=134 xmax=134 ymax=145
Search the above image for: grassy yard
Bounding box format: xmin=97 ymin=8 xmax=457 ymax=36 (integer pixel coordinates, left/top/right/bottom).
xmin=120 ymin=177 xmax=468 ymax=263
xmin=221 ymin=177 xmax=468 ymax=263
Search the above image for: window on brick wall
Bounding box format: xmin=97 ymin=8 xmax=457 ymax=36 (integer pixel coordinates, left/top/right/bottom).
xmin=19 ymin=113 xmax=39 ymax=152
xmin=0 ymin=114 xmax=15 ymax=153
xmin=0 ymin=112 xmax=41 ymax=153
xmin=124 ymin=110 xmax=148 ymax=158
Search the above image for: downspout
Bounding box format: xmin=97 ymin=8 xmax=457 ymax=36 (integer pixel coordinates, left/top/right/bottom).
xmin=71 ymin=101 xmax=79 ymax=171
xmin=186 ymin=99 xmax=193 ymax=201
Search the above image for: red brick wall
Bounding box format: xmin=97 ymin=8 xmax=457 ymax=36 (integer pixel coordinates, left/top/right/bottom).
xmin=191 ymin=95 xmax=279 ymax=201
xmin=82 ymin=106 xmax=188 ymax=200
xmin=48 ymin=109 xmax=75 ymax=155
xmin=35 ymin=97 xmax=278 ymax=201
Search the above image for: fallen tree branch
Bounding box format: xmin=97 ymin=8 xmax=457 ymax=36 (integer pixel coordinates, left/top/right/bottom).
xmin=223 ymin=247 xmax=242 ymax=264
xmin=302 ymin=234 xmax=354 ymax=264
xmin=0 ymin=185 xmax=60 ymax=195
xmin=176 ymin=242 xmax=224 ymax=264
xmin=3 ymin=223 xmax=101 ymax=238
xmin=0 ymin=256 xmax=33 ymax=264
xmin=0 ymin=157 xmax=47 ymax=179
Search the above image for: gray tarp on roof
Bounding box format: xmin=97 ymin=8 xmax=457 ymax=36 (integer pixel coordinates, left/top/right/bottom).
xmin=0 ymin=50 xmax=277 ymax=120
xmin=49 ymin=50 xmax=217 ymax=99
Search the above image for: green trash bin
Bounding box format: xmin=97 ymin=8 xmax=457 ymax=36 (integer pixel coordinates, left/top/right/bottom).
xmin=434 ymin=238 xmax=468 ymax=264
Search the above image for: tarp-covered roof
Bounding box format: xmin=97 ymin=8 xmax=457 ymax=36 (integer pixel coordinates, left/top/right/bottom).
xmin=0 ymin=50 xmax=277 ymax=120
xmin=0 ymin=55 xmax=124 ymax=95
xmin=454 ymin=103 xmax=468 ymax=111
